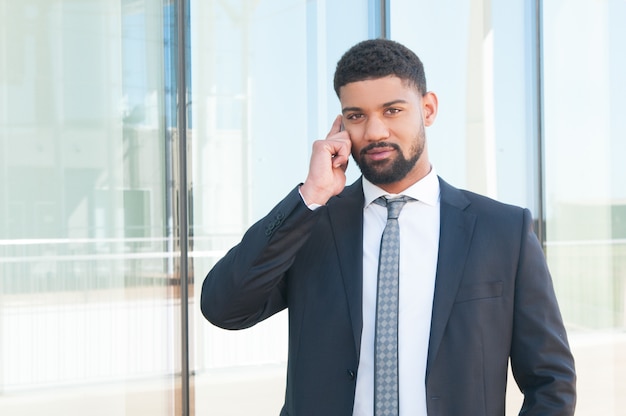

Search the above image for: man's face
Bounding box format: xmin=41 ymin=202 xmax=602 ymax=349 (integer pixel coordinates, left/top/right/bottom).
xmin=339 ymin=76 xmax=437 ymax=193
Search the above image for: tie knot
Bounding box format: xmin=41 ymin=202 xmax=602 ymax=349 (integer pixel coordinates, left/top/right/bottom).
xmin=375 ymin=196 xmax=411 ymax=220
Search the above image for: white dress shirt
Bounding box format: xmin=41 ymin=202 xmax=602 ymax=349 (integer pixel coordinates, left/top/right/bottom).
xmin=352 ymin=168 xmax=440 ymax=416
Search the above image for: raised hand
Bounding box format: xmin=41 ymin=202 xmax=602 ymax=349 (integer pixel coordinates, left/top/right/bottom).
xmin=300 ymin=115 xmax=351 ymax=206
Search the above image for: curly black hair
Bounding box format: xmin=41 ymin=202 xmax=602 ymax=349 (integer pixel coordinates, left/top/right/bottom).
xmin=333 ymin=38 xmax=427 ymax=97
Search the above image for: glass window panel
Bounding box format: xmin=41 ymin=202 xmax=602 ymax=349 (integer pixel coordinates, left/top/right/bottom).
xmin=389 ymin=0 xmax=546 ymax=412
xmin=189 ymin=0 xmax=369 ymax=414
xmin=389 ymin=0 xmax=539 ymax=210
xmin=543 ymin=0 xmax=626 ymax=414
xmin=0 ymin=1 xmax=181 ymax=414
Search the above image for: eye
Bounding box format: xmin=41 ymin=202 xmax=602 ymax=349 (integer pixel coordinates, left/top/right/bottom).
xmin=384 ymin=108 xmax=401 ymax=115
xmin=345 ymin=113 xmax=364 ymax=120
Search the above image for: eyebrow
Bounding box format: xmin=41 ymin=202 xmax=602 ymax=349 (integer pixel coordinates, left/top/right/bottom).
xmin=341 ymin=99 xmax=409 ymax=114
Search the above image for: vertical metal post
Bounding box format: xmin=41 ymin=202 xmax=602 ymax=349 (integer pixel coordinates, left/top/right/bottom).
xmin=380 ymin=0 xmax=391 ymax=39
xmin=175 ymin=0 xmax=190 ymax=414
xmin=533 ymin=0 xmax=546 ymax=248
xmin=369 ymin=0 xmax=389 ymax=39
xmin=375 ymin=0 xmax=390 ymax=39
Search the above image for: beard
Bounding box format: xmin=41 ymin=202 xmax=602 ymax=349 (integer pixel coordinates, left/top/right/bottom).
xmin=353 ymin=133 xmax=424 ymax=185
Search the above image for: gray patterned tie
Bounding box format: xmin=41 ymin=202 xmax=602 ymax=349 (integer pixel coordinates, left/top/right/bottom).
xmin=374 ymin=196 xmax=410 ymax=416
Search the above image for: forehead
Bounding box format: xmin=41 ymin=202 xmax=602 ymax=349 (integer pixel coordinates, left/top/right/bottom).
xmin=339 ymin=76 xmax=420 ymax=108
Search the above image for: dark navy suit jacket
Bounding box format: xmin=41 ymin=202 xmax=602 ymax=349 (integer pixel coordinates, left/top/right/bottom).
xmin=201 ymin=177 xmax=576 ymax=415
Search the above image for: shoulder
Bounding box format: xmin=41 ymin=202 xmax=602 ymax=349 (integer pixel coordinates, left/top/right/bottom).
xmin=438 ymin=176 xmax=531 ymax=226
xmin=326 ymin=177 xmax=365 ymax=208
xmin=439 ymin=177 xmax=525 ymax=211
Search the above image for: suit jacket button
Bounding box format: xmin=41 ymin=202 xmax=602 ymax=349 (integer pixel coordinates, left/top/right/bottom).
xmin=347 ymin=369 xmax=356 ymax=380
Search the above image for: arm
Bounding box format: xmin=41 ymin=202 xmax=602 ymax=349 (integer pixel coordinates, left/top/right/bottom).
xmin=201 ymin=115 xmax=352 ymax=330
xmin=511 ymin=209 xmax=576 ymax=414
xmin=200 ymin=186 xmax=322 ymax=329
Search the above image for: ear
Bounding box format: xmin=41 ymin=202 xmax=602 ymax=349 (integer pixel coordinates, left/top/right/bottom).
xmin=422 ymin=92 xmax=438 ymax=127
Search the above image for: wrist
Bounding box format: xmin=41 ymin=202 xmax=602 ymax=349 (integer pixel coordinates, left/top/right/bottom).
xmin=299 ymin=182 xmax=330 ymax=207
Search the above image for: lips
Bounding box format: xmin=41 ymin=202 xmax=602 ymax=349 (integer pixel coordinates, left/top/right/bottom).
xmin=362 ymin=143 xmax=398 ymax=162
xmin=366 ymin=147 xmax=394 ymax=161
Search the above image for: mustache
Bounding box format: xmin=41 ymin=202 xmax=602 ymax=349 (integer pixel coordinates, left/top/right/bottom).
xmin=359 ymin=142 xmax=401 ymax=156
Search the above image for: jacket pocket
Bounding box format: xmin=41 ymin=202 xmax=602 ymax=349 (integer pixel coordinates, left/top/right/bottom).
xmin=454 ymin=281 xmax=503 ymax=303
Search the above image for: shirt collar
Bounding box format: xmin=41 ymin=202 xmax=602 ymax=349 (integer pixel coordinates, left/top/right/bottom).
xmin=362 ymin=166 xmax=440 ymax=208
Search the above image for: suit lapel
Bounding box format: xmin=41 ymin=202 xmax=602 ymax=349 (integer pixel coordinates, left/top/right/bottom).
xmin=426 ymin=178 xmax=476 ymax=376
xmin=324 ymin=177 xmax=476 ymax=366
xmin=327 ymin=179 xmax=365 ymax=357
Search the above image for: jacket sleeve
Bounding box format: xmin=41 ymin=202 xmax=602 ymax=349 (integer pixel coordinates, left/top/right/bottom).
xmin=511 ymin=208 xmax=577 ymax=414
xmin=200 ymin=185 xmax=322 ymax=330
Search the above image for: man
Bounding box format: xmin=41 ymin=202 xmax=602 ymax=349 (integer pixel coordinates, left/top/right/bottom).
xmin=201 ymin=39 xmax=576 ymax=415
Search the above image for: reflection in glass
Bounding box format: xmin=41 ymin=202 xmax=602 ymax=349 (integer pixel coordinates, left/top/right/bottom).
xmin=1 ymin=1 xmax=179 ymax=414
xmin=543 ymin=1 xmax=626 ymax=413
xmin=189 ymin=1 xmax=369 ymax=414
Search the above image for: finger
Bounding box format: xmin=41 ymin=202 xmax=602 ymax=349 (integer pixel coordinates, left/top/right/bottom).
xmin=326 ymin=114 xmax=343 ymax=138
xmin=335 ymin=158 xmax=349 ymax=172
xmin=331 ymin=141 xmax=351 ymax=169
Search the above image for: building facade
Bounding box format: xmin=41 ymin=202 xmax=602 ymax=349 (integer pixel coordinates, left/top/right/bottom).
xmin=1 ymin=0 xmax=625 ymax=414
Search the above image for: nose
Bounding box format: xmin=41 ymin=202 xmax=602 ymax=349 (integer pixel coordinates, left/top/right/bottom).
xmin=363 ymin=116 xmax=390 ymax=142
